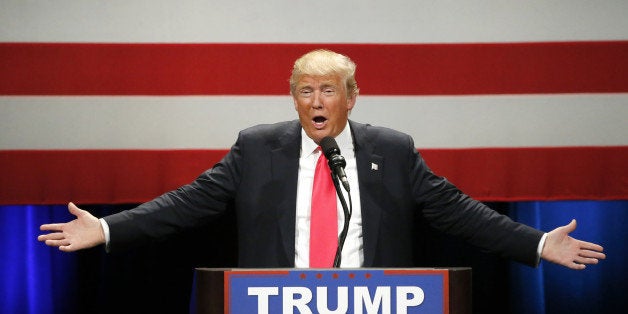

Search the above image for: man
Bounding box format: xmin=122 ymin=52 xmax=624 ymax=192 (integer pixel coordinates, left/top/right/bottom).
xmin=38 ymin=49 xmax=605 ymax=270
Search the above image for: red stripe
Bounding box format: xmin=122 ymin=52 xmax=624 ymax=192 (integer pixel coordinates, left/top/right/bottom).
xmin=2 ymin=42 xmax=627 ymax=95
xmin=1 ymin=147 xmax=626 ymax=204
xmin=420 ymin=146 xmax=628 ymax=201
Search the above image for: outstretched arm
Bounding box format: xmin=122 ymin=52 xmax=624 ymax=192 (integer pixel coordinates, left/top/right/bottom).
xmin=38 ymin=202 xmax=105 ymax=252
xmin=541 ymin=219 xmax=605 ymax=270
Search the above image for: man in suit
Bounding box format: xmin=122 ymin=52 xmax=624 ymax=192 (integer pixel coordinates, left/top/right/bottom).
xmin=38 ymin=49 xmax=605 ymax=270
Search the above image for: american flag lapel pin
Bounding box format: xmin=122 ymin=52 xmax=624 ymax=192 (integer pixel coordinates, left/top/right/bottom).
xmin=371 ymin=162 xmax=378 ymax=171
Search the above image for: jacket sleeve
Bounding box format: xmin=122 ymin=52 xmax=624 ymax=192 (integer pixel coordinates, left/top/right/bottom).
xmin=406 ymin=136 xmax=544 ymax=267
xmin=103 ymin=135 xmax=243 ymax=252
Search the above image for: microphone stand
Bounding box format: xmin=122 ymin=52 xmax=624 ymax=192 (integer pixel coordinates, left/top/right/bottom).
xmin=332 ymin=172 xmax=352 ymax=268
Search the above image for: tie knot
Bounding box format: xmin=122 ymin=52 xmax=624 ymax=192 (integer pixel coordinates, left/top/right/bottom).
xmin=315 ymin=146 xmax=324 ymax=158
xmin=317 ymin=148 xmax=329 ymax=165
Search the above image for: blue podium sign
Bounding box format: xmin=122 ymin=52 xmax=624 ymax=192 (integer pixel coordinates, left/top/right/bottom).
xmin=224 ymin=269 xmax=449 ymax=314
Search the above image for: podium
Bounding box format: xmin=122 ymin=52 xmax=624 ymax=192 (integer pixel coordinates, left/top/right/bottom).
xmin=191 ymin=267 xmax=471 ymax=314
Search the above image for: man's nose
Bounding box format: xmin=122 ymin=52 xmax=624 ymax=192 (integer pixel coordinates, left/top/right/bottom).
xmin=312 ymin=92 xmax=323 ymax=108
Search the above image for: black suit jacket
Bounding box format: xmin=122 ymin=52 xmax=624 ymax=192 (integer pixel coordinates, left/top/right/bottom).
xmin=105 ymin=120 xmax=543 ymax=267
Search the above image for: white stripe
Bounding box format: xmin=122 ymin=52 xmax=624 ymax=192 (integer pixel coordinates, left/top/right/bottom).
xmin=1 ymin=0 xmax=627 ymax=43
xmin=2 ymin=94 xmax=626 ymax=149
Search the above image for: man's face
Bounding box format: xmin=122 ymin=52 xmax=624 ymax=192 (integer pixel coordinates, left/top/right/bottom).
xmin=293 ymin=74 xmax=356 ymax=144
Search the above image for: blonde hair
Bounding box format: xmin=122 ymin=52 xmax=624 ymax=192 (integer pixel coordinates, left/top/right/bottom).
xmin=289 ymin=49 xmax=360 ymax=98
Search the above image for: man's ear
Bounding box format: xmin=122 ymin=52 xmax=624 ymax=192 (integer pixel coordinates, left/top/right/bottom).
xmin=347 ymin=93 xmax=357 ymax=110
xmin=292 ymin=95 xmax=299 ymax=111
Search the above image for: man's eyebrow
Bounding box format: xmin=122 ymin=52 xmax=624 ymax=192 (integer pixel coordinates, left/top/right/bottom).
xmin=319 ymin=82 xmax=337 ymax=89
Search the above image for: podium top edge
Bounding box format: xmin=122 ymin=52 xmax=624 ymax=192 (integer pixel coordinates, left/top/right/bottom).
xmin=194 ymin=267 xmax=472 ymax=271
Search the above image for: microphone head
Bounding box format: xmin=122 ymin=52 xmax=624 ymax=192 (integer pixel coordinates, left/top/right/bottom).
xmin=320 ymin=136 xmax=340 ymax=159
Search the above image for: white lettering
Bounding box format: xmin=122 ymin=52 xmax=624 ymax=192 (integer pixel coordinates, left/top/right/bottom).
xmin=316 ymin=286 xmax=349 ymax=314
xmin=247 ymin=287 xmax=279 ymax=314
xmin=354 ymin=286 xmax=391 ymax=314
xmin=283 ymin=286 xmax=313 ymax=314
xmin=396 ymin=286 xmax=425 ymax=314
xmin=248 ymin=285 xmax=425 ymax=314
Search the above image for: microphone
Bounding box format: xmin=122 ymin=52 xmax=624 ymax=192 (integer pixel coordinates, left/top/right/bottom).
xmin=321 ymin=136 xmax=352 ymax=268
xmin=320 ymin=136 xmax=350 ymax=192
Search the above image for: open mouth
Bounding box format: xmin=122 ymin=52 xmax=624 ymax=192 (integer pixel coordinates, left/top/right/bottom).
xmin=313 ymin=116 xmax=327 ymax=129
xmin=313 ymin=116 xmax=326 ymax=123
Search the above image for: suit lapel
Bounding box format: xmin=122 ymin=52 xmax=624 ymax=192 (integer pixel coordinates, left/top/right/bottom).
xmin=349 ymin=121 xmax=384 ymax=267
xmin=271 ymin=121 xmax=302 ymax=265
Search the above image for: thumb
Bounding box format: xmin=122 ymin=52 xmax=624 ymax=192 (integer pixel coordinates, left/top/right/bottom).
xmin=67 ymin=202 xmax=84 ymax=217
xmin=563 ymin=219 xmax=577 ymax=233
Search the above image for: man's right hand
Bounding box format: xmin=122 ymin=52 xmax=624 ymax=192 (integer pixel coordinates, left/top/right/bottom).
xmin=38 ymin=202 xmax=105 ymax=252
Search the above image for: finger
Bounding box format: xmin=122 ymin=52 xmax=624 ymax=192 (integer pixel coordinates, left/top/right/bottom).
xmin=68 ymin=202 xmax=83 ymax=217
xmin=59 ymin=242 xmax=82 ymax=252
xmin=563 ymin=219 xmax=577 ymax=233
xmin=567 ymin=262 xmax=586 ymax=270
xmin=40 ymin=223 xmax=64 ymax=231
xmin=37 ymin=232 xmax=65 ymax=241
xmin=574 ymin=256 xmax=599 ymax=265
xmin=580 ymin=242 xmax=604 ymax=252
xmin=579 ymin=250 xmax=606 ymax=260
xmin=59 ymin=245 xmax=74 ymax=252
xmin=44 ymin=239 xmax=70 ymax=247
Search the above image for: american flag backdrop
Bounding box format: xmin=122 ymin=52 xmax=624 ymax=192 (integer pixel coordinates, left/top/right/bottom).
xmin=1 ymin=0 xmax=627 ymax=205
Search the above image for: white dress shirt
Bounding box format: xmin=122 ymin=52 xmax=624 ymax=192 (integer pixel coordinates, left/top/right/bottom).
xmin=294 ymin=125 xmax=363 ymax=268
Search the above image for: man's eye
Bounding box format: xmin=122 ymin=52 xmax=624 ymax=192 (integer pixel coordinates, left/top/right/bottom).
xmin=323 ymin=89 xmax=335 ymax=96
xmin=299 ymin=90 xmax=312 ymax=97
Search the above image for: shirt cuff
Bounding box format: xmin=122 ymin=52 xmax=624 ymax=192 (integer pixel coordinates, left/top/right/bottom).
xmin=536 ymin=233 xmax=548 ymax=266
xmin=99 ymin=218 xmax=111 ymax=253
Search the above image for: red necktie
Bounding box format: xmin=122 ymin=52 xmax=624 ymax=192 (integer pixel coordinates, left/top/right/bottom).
xmin=309 ymin=148 xmax=338 ymax=268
